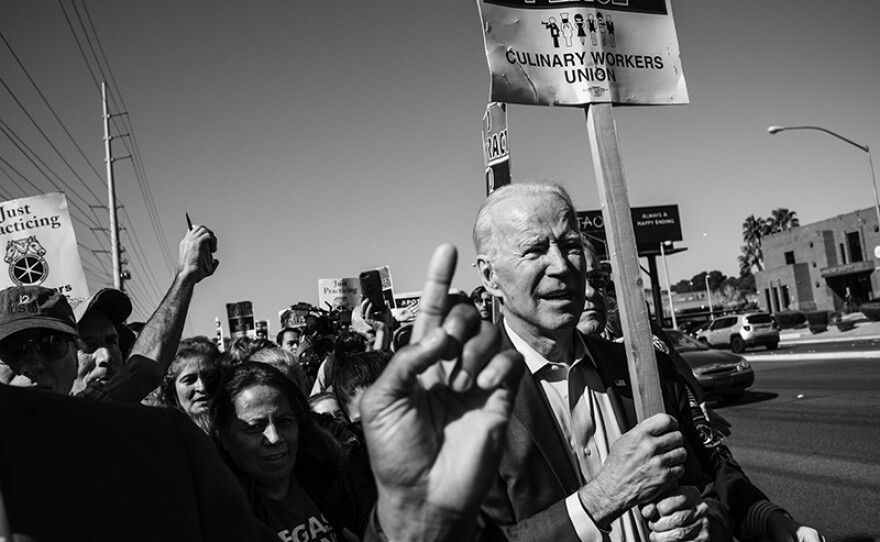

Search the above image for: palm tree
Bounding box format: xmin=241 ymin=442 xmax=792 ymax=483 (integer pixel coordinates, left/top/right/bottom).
xmin=766 ymin=208 xmax=800 ymax=233
xmin=738 ymin=209 xmax=800 ymax=276
xmin=738 ymin=245 xmax=758 ymax=276
xmin=740 ymin=215 xmax=766 ymax=274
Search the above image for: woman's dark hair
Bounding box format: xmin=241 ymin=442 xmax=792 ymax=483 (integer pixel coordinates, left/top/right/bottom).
xmin=159 ymin=336 xmax=222 ymax=410
xmin=333 ymin=331 xmax=367 ymax=361
xmin=210 ymin=362 xmax=340 ymax=489
xmin=333 ymin=351 xmax=390 ymax=421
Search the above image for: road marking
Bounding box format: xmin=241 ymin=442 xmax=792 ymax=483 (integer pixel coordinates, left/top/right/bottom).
xmin=746 ymin=351 xmax=880 ymax=362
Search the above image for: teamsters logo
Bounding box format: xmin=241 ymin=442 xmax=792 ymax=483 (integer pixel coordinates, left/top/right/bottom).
xmin=5 ymin=235 xmax=49 ymax=286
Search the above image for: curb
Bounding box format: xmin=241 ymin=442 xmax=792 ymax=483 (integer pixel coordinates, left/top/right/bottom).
xmin=780 ymin=332 xmax=880 ymax=345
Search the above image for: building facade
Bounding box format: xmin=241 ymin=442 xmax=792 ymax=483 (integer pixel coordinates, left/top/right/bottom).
xmin=756 ymin=207 xmax=880 ymax=313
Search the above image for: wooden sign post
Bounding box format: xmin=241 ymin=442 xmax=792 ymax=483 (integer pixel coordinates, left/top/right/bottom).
xmin=586 ymin=103 xmax=664 ymax=419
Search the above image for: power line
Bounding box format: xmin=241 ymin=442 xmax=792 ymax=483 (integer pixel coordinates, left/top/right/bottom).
xmin=0 ymin=157 xmax=30 ymax=197
xmin=0 ymin=119 xmax=102 ymax=229
xmin=1 ymin=21 xmax=164 ymax=288
xmin=75 ymin=0 xmax=176 ymax=274
xmin=59 ymin=0 xmax=177 ymax=277
xmin=0 ymin=76 xmax=102 ymax=212
xmin=0 ymin=154 xmax=113 ymax=248
xmin=120 ymin=220 xmax=165 ymax=301
xmin=57 ymin=0 xmax=101 ymax=92
xmin=0 ymin=30 xmax=105 ymax=200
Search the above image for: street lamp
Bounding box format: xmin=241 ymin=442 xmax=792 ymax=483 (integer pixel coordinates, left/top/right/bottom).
xmin=767 ymin=125 xmax=880 ymax=237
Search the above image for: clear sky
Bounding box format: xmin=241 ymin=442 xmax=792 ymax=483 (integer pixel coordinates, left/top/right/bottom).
xmin=2 ymin=1 xmax=879 ymax=336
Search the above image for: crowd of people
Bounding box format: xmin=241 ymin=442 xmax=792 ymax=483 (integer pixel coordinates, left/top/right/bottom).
xmin=0 ymin=183 xmax=824 ymax=542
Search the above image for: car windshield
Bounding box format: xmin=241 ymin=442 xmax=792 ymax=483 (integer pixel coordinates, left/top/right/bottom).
xmin=663 ymin=329 xmax=708 ymax=353
xmin=746 ymin=313 xmax=774 ymax=324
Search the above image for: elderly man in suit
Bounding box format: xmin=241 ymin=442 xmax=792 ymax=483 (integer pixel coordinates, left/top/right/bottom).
xmin=474 ymin=183 xmax=731 ymax=542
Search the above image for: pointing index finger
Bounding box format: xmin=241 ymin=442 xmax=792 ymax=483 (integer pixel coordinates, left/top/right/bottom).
xmin=411 ymin=244 xmax=457 ymax=344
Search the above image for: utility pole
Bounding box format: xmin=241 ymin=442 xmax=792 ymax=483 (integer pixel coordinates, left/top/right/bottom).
xmin=102 ymin=82 xmax=129 ymax=292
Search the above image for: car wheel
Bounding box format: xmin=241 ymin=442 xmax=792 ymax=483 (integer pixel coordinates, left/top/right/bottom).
xmin=730 ymin=336 xmax=745 ymax=353
xmin=767 ymin=342 xmax=778 ymax=351
xmin=723 ymin=391 xmax=745 ymax=403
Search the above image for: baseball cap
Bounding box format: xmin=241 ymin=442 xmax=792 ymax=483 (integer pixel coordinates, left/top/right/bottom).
xmin=71 ymin=288 xmax=132 ymax=325
xmin=0 ymin=286 xmax=79 ymax=343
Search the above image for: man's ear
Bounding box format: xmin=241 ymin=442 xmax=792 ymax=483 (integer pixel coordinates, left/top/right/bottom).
xmin=476 ymin=256 xmax=502 ymax=298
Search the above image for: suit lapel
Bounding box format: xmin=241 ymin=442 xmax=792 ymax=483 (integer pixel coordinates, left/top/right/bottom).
xmin=500 ymin=324 xmax=581 ymax=495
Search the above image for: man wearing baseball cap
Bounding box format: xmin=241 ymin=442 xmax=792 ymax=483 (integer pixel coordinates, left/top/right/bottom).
xmin=0 ymin=285 xmax=79 ymax=394
xmin=70 ymin=287 xmax=133 ymax=397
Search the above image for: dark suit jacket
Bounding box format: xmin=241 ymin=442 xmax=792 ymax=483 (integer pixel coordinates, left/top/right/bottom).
xmin=481 ymin=328 xmax=718 ymax=541
xmin=0 ymin=385 xmax=264 ymax=542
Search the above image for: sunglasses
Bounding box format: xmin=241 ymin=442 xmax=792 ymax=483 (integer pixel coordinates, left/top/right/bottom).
xmin=586 ymin=271 xmax=612 ymax=291
xmin=0 ymin=334 xmax=74 ymax=364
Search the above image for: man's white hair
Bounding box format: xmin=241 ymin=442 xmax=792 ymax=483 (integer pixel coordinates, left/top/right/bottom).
xmin=472 ymin=182 xmax=577 ymax=256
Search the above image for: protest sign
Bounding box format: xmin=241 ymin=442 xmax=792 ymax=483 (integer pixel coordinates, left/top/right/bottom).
xmin=482 ymin=102 xmax=512 ymax=195
xmin=318 ymin=277 xmax=360 ymax=312
xmin=476 ymin=0 xmax=687 ymax=106
xmin=0 ymin=192 xmax=89 ymax=303
xmin=226 ymin=300 xmax=255 ymax=339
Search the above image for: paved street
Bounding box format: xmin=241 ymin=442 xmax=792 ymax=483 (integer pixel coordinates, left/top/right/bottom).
xmin=716 ymin=354 xmax=880 ymax=538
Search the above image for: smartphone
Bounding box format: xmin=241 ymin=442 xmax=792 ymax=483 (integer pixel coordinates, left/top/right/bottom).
xmin=359 ymin=270 xmax=386 ymax=313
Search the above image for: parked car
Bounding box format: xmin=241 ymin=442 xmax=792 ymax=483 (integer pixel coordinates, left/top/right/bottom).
xmin=677 ymin=319 xmax=709 ymax=337
xmin=663 ymin=328 xmax=755 ymax=402
xmin=695 ymin=312 xmax=780 ymax=353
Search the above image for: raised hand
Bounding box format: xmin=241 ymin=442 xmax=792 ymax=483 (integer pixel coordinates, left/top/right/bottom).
xmin=178 ymin=224 xmax=218 ymax=284
xmin=360 ymin=244 xmax=524 ymax=541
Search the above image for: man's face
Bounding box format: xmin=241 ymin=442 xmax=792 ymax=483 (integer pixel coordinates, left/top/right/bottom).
xmin=73 ymin=310 xmax=123 ymax=392
xmin=0 ymin=328 xmax=77 ymax=394
xmin=473 ymin=292 xmax=493 ymax=321
xmin=279 ymin=331 xmax=300 ymax=355
xmin=484 ymin=194 xmax=586 ymax=339
xmin=577 ymin=249 xmax=608 ymax=337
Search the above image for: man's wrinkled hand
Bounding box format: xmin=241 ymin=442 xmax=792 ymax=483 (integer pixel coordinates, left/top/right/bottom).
xmin=360 ymin=244 xmax=523 ymax=541
xmin=582 ymin=413 xmax=687 ymax=522
xmin=640 ymin=486 xmax=730 ymax=542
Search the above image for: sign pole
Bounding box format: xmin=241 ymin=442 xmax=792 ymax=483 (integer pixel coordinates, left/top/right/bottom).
xmin=482 ymin=102 xmax=511 ymax=325
xmin=660 ymin=241 xmax=678 ymax=329
xmin=585 ymin=103 xmax=664 ymax=420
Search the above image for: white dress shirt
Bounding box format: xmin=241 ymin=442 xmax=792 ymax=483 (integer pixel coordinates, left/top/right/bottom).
xmin=505 ymin=322 xmax=649 ymax=542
